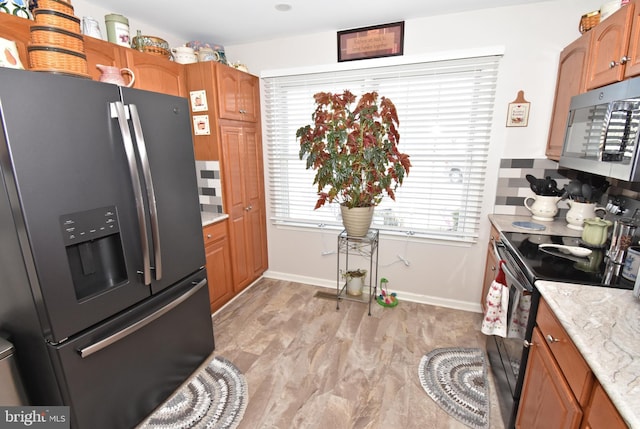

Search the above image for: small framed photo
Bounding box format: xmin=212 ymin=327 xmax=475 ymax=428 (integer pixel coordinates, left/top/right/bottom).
xmin=193 ymin=115 xmax=210 ymax=135
xmin=506 ymin=91 xmax=530 ymax=127
xmin=190 ymin=90 xmax=208 ymax=112
xmin=338 ymin=21 xmax=404 ymax=62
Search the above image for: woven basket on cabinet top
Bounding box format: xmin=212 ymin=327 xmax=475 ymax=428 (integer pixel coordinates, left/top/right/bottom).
xmin=33 ymin=0 xmax=74 ymax=15
xmin=579 ymin=10 xmax=600 ymax=33
xmin=30 ymin=25 xmax=84 ymax=52
xmin=28 ymin=44 xmax=89 ymax=78
xmin=33 ymin=9 xmax=81 ymax=34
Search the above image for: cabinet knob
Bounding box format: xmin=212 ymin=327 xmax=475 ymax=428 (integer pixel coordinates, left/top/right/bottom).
xmin=245 ymin=204 xmax=253 ymax=211
xmin=207 ymin=234 xmax=212 ymax=239
xmin=621 ymin=56 xmax=630 ymax=65
xmin=610 ymin=60 xmax=617 ymax=69
xmin=545 ymin=334 xmax=559 ymax=344
xmin=524 ymin=340 xmax=534 ymax=348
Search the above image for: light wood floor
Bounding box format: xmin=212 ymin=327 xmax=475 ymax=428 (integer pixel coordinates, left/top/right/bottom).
xmin=211 ymin=278 xmax=507 ymax=429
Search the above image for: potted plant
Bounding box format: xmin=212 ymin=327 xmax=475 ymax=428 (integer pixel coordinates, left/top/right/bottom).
xmin=296 ymin=90 xmax=411 ymax=236
xmin=342 ymin=269 xmax=367 ymax=296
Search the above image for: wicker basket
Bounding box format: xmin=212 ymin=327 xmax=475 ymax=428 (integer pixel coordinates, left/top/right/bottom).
xmin=28 ymin=44 xmax=88 ymax=77
xmin=33 ymin=9 xmax=81 ymax=34
xmin=579 ymin=10 xmax=601 ymax=33
xmin=33 ymin=0 xmax=74 ymax=15
xmin=132 ymin=34 xmax=171 ymax=58
xmin=30 ymin=25 xmax=84 ymax=52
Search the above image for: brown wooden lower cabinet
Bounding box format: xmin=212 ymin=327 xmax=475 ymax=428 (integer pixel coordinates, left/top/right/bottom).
xmin=203 ymin=220 xmax=234 ymax=313
xmin=516 ymin=327 xmax=583 ymax=429
xmin=516 ymin=298 xmax=628 ymax=428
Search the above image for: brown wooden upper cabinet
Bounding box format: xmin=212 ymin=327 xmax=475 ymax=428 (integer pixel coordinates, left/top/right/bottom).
xmin=216 ymin=65 xmax=260 ymax=122
xmin=586 ymin=2 xmax=635 ymax=90
xmin=546 ymin=34 xmax=592 ymax=160
xmin=547 ymin=0 xmax=640 ymax=160
xmin=85 ymin=37 xmax=185 ymax=97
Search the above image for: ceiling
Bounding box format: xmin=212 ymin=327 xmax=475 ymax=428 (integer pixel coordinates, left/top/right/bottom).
xmin=87 ymin=0 xmax=554 ymax=46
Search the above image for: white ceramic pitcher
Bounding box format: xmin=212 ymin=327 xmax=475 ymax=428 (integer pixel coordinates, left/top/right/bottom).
xmin=96 ymin=64 xmax=135 ymax=87
xmin=565 ymin=201 xmax=606 ymax=230
xmin=524 ymin=195 xmax=561 ymax=221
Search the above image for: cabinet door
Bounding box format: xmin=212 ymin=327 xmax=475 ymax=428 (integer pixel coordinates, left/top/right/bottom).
xmin=0 ymin=13 xmax=31 ymax=68
xmin=581 ymin=381 xmax=628 ymax=429
xmin=124 ymin=49 xmax=185 ymax=97
xmin=546 ymin=34 xmax=591 ymax=160
xmin=220 ymin=124 xmax=251 ymax=290
xmin=203 ymin=221 xmax=234 ymax=313
xmin=624 ymin=1 xmax=640 ymax=78
xmin=220 ymin=123 xmax=267 ymax=292
xmin=84 ymin=37 xmax=128 ymax=82
xmin=216 ymin=66 xmax=259 ymax=122
xmin=587 ymin=4 xmax=634 ymax=90
xmin=516 ymin=327 xmax=583 ymax=429
xmin=243 ymin=125 xmax=268 ymax=279
xmin=217 ymin=66 xmax=243 ymax=121
xmin=238 ymin=72 xmax=259 ymax=122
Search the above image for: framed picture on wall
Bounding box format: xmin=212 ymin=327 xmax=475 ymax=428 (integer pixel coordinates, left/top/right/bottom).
xmin=337 ymin=22 xmax=404 ymax=62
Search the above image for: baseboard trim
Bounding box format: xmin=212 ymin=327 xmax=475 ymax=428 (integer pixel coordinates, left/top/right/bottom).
xmin=263 ymin=270 xmax=482 ymax=314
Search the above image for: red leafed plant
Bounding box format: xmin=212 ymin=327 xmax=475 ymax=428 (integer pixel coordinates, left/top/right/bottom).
xmin=296 ymin=90 xmax=411 ymax=209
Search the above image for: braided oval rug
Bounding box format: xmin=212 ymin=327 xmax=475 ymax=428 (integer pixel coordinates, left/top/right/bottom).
xmin=418 ymin=347 xmax=489 ymax=429
xmin=137 ymin=355 xmax=248 ymax=429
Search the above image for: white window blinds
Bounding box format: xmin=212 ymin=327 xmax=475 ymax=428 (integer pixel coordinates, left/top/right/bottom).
xmin=263 ymin=54 xmax=501 ymax=242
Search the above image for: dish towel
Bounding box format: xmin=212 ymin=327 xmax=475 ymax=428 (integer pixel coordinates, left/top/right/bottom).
xmin=481 ymin=260 xmax=509 ymax=338
xmin=507 ymin=288 xmax=531 ymax=340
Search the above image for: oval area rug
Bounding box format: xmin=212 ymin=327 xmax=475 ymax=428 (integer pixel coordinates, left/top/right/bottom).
xmin=137 ymin=355 xmax=248 ymax=429
xmin=418 ymin=347 xmax=488 ymax=429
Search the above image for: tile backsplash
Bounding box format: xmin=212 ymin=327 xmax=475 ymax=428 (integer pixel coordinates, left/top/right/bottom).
xmin=494 ymin=158 xmax=571 ymax=217
xmin=195 ymin=160 xmax=224 ymax=214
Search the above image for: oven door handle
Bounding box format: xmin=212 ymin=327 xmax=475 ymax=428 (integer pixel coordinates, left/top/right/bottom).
xmin=493 ymin=240 xmax=531 ymax=296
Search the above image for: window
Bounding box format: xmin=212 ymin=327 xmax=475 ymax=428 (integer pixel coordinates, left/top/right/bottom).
xmin=263 ymin=54 xmax=501 ymax=243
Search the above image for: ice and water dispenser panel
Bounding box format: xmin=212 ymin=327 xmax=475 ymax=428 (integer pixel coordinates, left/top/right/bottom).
xmin=60 ymin=206 xmax=127 ymax=301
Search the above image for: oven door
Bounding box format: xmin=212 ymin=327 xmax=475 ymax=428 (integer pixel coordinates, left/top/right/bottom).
xmin=487 ymin=239 xmax=537 ymax=428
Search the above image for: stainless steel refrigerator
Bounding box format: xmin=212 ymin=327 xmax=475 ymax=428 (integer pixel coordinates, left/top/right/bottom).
xmin=0 ymin=67 xmax=214 ymax=428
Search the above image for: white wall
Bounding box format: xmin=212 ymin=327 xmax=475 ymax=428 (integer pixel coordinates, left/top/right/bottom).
xmin=223 ymin=0 xmax=603 ymax=312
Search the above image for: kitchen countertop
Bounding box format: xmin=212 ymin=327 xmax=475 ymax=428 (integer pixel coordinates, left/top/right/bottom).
xmin=489 ymin=214 xmax=582 ymax=237
xmin=536 ymin=281 xmax=640 ymax=428
xmin=201 ymin=212 xmax=228 ymax=227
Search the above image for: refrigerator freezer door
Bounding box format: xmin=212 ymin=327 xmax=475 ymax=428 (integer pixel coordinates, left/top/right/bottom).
xmin=48 ymin=272 xmax=214 ymax=429
xmin=0 ymin=68 xmax=150 ymax=342
xmin=121 ymin=88 xmax=206 ymax=294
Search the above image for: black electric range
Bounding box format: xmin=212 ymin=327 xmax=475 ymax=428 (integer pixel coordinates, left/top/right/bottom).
xmin=500 ymin=231 xmax=635 ymax=290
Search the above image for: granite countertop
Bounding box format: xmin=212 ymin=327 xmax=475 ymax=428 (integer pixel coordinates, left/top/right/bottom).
xmin=201 ymin=212 xmax=228 ymax=227
xmin=489 ymin=214 xmax=582 ymax=237
xmin=536 ymin=281 xmax=640 ymax=428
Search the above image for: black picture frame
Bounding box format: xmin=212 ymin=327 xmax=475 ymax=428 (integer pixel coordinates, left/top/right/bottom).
xmin=337 ymin=21 xmax=405 ymax=62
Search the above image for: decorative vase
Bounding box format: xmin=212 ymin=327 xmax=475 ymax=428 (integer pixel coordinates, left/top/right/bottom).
xmin=523 ymin=195 xmax=561 ymax=221
xmin=565 ymin=201 xmax=606 ymax=230
xmin=340 ymin=205 xmax=374 ymax=237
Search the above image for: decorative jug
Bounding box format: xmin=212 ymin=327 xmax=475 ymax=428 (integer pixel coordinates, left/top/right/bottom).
xmin=96 ymin=64 xmax=135 ymax=87
xmin=524 ymin=195 xmax=561 ymax=221
xmin=565 ymin=201 xmax=606 ymax=230
xmin=581 ymin=217 xmax=612 ymax=247
xmin=171 ymin=46 xmax=197 ymax=64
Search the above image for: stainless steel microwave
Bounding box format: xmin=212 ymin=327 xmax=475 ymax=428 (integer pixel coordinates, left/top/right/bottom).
xmin=560 ymin=77 xmax=640 ymax=181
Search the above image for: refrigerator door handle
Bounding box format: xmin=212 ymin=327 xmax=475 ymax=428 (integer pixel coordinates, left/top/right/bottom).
xmin=110 ymin=102 xmax=152 ymax=285
xmin=78 ymin=278 xmax=207 ymax=358
xmin=128 ymin=104 xmax=162 ymax=281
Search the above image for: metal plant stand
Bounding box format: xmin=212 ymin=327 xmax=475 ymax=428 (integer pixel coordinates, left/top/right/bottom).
xmin=336 ymin=229 xmax=379 ymax=316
